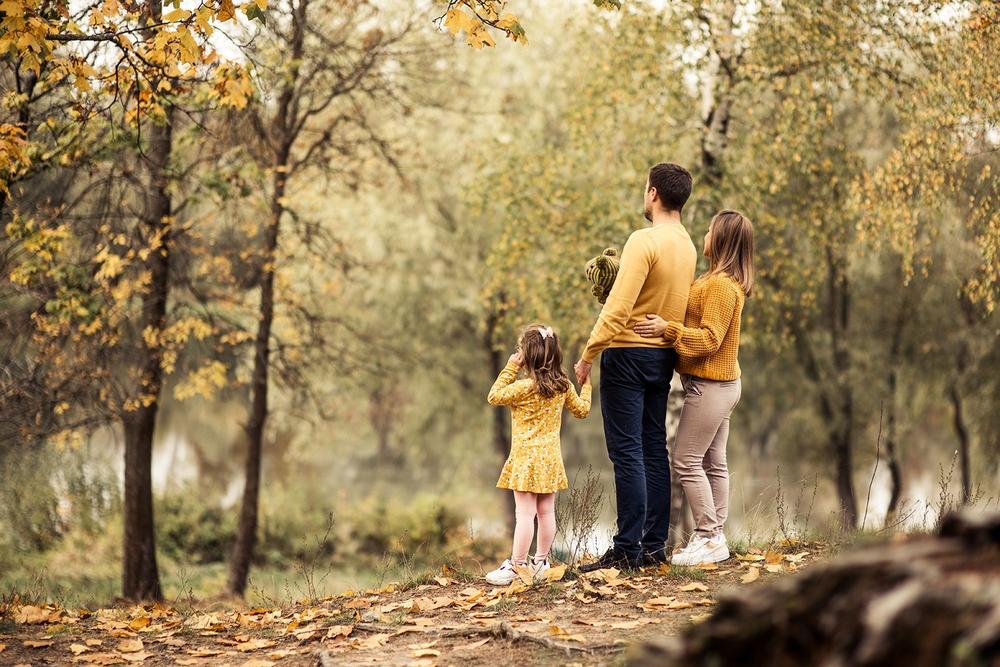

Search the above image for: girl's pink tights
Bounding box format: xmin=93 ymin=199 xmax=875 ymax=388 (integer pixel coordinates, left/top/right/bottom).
xmin=511 ymin=491 xmax=556 ymax=563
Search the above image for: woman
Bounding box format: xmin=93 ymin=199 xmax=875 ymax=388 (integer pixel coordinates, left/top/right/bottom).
xmin=634 ymin=209 xmax=754 ymax=566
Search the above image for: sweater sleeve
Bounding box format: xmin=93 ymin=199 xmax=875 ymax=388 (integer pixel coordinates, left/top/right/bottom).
xmin=564 ymin=381 xmax=592 ymax=419
xmin=664 ymin=278 xmax=741 ymax=358
xmin=582 ymin=232 xmax=653 ymax=362
xmin=487 ymin=361 xmax=534 ymax=406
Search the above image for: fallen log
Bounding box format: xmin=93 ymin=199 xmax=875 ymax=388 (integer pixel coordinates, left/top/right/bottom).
xmin=632 ymin=511 xmax=1000 ymax=667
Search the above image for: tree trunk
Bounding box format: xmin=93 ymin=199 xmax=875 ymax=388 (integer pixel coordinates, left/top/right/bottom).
xmin=122 ymin=91 xmax=174 ymax=600
xmin=949 ymin=381 xmax=972 ymax=505
xmin=634 ymin=511 xmax=1000 ymax=667
xmin=228 ymin=0 xmax=307 ymax=598
xmin=488 ymin=337 xmax=516 ymax=531
xmin=227 ymin=157 xmax=287 ymax=596
xmin=883 ymin=287 xmax=910 ymax=525
xmin=697 ymin=3 xmax=736 ymax=198
xmin=122 ymin=414 xmax=163 ymax=600
xmin=827 ymin=249 xmax=857 ymax=529
xmin=950 ymin=297 xmax=978 ymax=504
xmin=484 ymin=304 xmax=515 ymax=531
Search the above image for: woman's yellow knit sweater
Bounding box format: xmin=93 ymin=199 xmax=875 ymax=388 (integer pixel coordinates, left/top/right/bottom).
xmin=663 ymin=273 xmax=745 ymax=381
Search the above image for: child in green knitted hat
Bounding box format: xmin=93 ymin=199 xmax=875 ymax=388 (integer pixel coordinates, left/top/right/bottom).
xmin=585 ymin=248 xmax=620 ymax=304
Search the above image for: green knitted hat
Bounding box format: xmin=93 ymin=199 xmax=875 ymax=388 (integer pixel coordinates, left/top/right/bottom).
xmin=585 ymin=247 xmax=620 ymax=304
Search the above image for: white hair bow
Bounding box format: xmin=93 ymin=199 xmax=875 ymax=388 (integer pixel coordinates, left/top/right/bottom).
xmin=539 ymin=326 xmax=554 ymax=340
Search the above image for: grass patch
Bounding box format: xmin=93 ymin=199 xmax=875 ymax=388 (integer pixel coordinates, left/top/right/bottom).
xmin=397 ymin=571 xmax=437 ymax=592
xmin=661 ymin=566 xmax=709 ymax=581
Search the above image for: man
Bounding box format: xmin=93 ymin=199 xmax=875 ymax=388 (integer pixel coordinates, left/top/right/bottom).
xmin=575 ymin=163 xmax=697 ymax=571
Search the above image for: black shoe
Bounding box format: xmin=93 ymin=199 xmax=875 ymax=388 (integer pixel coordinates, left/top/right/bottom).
xmin=579 ymin=548 xmax=638 ymax=573
xmin=639 ymin=548 xmax=670 ymax=568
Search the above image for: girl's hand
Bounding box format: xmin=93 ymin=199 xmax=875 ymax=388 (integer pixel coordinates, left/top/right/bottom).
xmin=508 ymin=351 xmax=523 ymax=367
xmin=634 ymin=314 xmax=668 ymax=338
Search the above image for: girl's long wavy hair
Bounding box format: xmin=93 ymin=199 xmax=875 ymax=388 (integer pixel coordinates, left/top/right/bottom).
xmin=519 ymin=324 xmax=571 ymax=399
xmin=705 ymin=209 xmax=756 ymax=296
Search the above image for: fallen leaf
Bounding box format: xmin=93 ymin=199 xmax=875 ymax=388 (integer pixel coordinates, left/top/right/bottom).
xmin=667 ymin=601 xmax=694 ymax=610
xmin=236 ymin=638 xmax=276 ymax=652
xmin=120 ymin=651 xmax=150 ymax=663
xmin=343 ymin=598 xmax=371 ymax=610
xmin=639 ymin=596 xmax=675 ymax=612
xmin=741 ymin=567 xmax=760 ymax=584
xmin=454 ymin=638 xmax=490 ymax=650
xmin=764 ymin=551 xmax=784 ymax=565
xmin=16 ymin=605 xmax=57 ymax=624
xmin=70 ymin=643 xmax=91 ymax=655
xmin=240 ymin=660 xmax=275 ymax=667
xmin=784 ymin=551 xmax=810 ymax=563
xmin=24 ymin=639 xmax=54 ymax=648
xmin=689 ymin=613 xmax=712 ymax=624
xmin=357 ymin=633 xmax=390 ymax=649
xmin=547 ymin=625 xmax=586 ymax=642
xmin=324 ymin=625 xmax=353 ymax=640
xmin=267 ymin=648 xmax=299 ymax=659
xmin=697 ymin=563 xmax=719 ymax=571
xmin=736 ymin=553 xmax=765 ymax=562
xmin=764 ymin=563 xmax=784 ymax=574
xmin=173 ymin=661 xmax=201 ymax=666
xmin=86 ymin=639 xmax=104 ymax=647
xmin=73 ymin=653 xmax=126 ymax=665
xmin=129 ymin=616 xmax=151 ymax=631
xmin=108 ymin=629 xmax=136 ymax=639
xmin=679 ymin=582 xmax=709 ymax=592
xmin=544 ymin=564 xmax=567 ymax=582
xmin=411 ymin=649 xmax=441 ymax=658
xmin=117 ymin=639 xmax=144 ymax=653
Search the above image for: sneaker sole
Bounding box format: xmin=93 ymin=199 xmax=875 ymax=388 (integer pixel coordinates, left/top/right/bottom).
xmin=671 ymin=548 xmax=730 ymax=567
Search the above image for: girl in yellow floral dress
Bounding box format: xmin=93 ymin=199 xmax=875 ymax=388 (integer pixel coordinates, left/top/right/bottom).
xmin=485 ymin=324 xmax=592 ymax=585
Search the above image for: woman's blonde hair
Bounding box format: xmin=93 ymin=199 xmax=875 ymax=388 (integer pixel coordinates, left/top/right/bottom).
xmin=518 ymin=325 xmax=570 ymax=399
xmin=705 ymin=209 xmax=755 ymax=296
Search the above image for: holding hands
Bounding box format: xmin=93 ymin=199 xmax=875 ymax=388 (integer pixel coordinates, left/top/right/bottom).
xmin=633 ymin=313 xmax=668 ymax=338
xmin=574 ymin=359 xmax=592 ymax=386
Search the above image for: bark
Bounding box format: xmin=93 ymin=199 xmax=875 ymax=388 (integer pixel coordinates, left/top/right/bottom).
xmin=949 ymin=381 xmax=972 ymax=505
xmin=227 ymin=168 xmax=284 ymax=596
xmin=122 ymin=92 xmax=174 ymax=602
xmin=883 ymin=287 xmax=911 ymax=525
xmin=697 ymin=4 xmax=737 ymax=196
xmin=634 ymin=510 xmax=1000 ymax=667
xmin=950 ymin=296 xmax=977 ymax=505
xmin=227 ymin=0 xmax=304 ymax=590
xmin=827 ymin=249 xmax=857 ymax=528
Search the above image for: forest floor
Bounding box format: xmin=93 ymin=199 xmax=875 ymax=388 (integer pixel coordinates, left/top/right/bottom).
xmin=0 ymin=542 xmax=823 ymax=666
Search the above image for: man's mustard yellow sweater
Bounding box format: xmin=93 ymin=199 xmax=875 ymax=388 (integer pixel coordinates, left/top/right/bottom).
xmin=582 ymin=223 xmax=697 ymax=363
xmin=664 ymin=273 xmax=745 ymax=381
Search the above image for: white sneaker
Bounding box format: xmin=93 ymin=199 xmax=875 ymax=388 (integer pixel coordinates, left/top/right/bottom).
xmin=530 ymin=556 xmax=550 ymax=582
xmin=485 ymin=559 xmax=521 ymax=585
xmin=671 ymin=535 xmax=730 ymax=566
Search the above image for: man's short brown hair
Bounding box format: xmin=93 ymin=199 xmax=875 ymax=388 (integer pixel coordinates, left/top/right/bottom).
xmin=648 ymin=163 xmax=693 ymax=212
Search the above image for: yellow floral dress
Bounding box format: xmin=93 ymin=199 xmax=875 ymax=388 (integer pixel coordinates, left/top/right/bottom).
xmin=488 ymin=361 xmax=592 ymax=494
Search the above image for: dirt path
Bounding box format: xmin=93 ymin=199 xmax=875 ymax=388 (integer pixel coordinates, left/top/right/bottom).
xmin=0 ymin=544 xmax=819 ymax=666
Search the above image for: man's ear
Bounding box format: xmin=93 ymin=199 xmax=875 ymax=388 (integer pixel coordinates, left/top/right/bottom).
xmin=649 ymin=186 xmax=658 ymax=201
